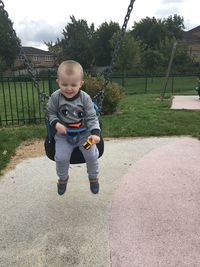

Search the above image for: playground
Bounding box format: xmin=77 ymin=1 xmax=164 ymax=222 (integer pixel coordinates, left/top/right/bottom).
xmin=1 ymin=136 xmax=200 ymax=266
xmin=1 ymin=0 xmax=200 ymax=266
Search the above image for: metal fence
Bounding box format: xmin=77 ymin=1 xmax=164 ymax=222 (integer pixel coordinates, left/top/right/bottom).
xmin=0 ymin=73 xmax=198 ymax=126
xmin=0 ymin=75 xmax=57 ymax=126
xmin=111 ymin=74 xmax=198 ymax=95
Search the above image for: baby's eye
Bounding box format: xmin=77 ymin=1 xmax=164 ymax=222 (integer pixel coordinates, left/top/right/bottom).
xmin=71 ymin=84 xmax=78 ymax=87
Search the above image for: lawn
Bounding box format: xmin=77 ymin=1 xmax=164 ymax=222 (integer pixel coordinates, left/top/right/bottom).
xmin=0 ymin=93 xmax=199 ymax=174
xmin=102 ymin=93 xmax=200 ymax=137
xmin=113 ymin=75 xmax=197 ymax=95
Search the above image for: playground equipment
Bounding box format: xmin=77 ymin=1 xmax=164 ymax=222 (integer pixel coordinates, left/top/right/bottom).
xmin=160 ymin=39 xmax=200 ymax=101
xmin=0 ymin=0 xmax=136 ymax=163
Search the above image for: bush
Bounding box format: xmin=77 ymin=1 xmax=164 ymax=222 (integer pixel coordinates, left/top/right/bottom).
xmin=83 ymin=73 xmax=124 ymax=114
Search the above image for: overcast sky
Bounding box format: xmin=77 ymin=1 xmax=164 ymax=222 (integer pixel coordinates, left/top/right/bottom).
xmin=3 ymin=0 xmax=199 ymax=50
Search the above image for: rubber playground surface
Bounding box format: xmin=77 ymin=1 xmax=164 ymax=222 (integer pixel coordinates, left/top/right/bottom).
xmin=171 ymin=95 xmax=200 ymax=110
xmin=0 ymin=136 xmax=200 ymax=267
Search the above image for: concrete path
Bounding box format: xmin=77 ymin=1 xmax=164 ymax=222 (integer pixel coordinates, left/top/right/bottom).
xmin=171 ymin=95 xmax=200 ymax=110
xmin=0 ymin=137 xmax=200 ymax=267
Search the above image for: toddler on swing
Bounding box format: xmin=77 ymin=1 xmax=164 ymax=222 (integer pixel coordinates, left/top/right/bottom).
xmin=47 ymin=60 xmax=100 ymax=195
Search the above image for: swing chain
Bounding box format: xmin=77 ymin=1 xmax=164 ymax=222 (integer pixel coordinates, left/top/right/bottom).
xmin=0 ymin=0 xmax=49 ymax=112
xmin=19 ymin=47 xmax=49 ymax=109
xmin=93 ymin=0 xmax=135 ymax=113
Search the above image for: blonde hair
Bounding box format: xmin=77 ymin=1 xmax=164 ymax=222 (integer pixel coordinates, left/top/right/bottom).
xmin=57 ymin=60 xmax=84 ymax=79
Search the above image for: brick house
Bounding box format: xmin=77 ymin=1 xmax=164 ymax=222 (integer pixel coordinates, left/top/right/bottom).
xmin=183 ymin=26 xmax=200 ymax=62
xmin=14 ymin=46 xmax=56 ymax=69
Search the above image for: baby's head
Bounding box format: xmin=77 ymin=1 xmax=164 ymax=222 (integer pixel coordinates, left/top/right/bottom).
xmin=57 ymin=60 xmax=84 ymax=80
xmin=56 ymin=60 xmax=84 ymax=98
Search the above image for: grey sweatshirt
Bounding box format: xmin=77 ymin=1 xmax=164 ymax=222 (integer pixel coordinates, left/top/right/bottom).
xmin=47 ymin=89 xmax=100 ymax=136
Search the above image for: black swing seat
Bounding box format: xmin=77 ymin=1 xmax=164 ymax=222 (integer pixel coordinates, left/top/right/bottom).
xmin=44 ymin=133 xmax=104 ymax=164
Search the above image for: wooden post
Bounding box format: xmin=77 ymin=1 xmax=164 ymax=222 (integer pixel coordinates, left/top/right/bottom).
xmin=160 ymin=41 xmax=177 ymax=101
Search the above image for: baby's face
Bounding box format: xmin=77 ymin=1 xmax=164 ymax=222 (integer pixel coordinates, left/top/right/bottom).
xmin=57 ymin=72 xmax=84 ymax=98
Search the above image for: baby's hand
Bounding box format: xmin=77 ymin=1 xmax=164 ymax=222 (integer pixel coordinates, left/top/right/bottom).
xmin=88 ymin=135 xmax=100 ymax=144
xmin=55 ymin=122 xmax=67 ymax=135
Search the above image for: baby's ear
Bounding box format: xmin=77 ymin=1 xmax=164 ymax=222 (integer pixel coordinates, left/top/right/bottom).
xmin=56 ymin=79 xmax=59 ymax=85
xmin=81 ymin=80 xmax=85 ymax=86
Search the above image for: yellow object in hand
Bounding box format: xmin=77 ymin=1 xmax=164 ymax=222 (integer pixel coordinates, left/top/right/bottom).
xmin=83 ymin=137 xmax=94 ymax=150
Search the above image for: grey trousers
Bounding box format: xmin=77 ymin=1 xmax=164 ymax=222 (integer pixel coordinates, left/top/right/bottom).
xmin=54 ymin=132 xmax=99 ymax=181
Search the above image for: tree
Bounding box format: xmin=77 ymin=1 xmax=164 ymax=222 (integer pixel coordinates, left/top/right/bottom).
xmin=110 ymin=31 xmax=141 ymax=73
xmin=93 ymin=21 xmax=120 ymax=66
xmin=0 ymin=55 xmax=6 ymax=72
xmin=141 ymin=49 xmax=165 ymax=73
xmin=163 ymin=14 xmax=185 ymax=40
xmin=132 ymin=17 xmax=166 ymax=50
xmin=0 ymin=8 xmax=20 ymax=70
xmin=130 ymin=15 xmax=187 ymax=74
xmin=132 ymin=15 xmax=185 ymax=50
xmin=58 ymin=16 xmax=95 ymax=69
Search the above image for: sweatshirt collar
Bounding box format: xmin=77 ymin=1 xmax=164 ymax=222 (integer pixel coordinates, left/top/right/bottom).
xmin=61 ymin=90 xmax=81 ymax=101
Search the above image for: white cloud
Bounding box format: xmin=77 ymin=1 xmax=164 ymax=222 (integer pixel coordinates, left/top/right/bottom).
xmin=17 ymin=18 xmax=63 ymax=42
xmin=155 ymin=6 xmax=180 ymax=17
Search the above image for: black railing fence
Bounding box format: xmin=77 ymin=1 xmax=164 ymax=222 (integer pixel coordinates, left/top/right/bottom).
xmin=0 ymin=73 xmax=198 ymax=126
xmin=0 ymin=76 xmax=55 ymax=126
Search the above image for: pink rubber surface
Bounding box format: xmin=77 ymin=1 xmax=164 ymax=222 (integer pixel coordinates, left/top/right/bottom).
xmin=171 ymin=95 xmax=200 ymax=110
xmin=110 ymin=137 xmax=200 ymax=267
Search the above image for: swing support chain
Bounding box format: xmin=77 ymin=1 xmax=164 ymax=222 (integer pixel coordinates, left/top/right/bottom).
xmin=0 ymin=0 xmax=49 ymax=112
xmin=93 ymin=0 xmax=136 ymax=113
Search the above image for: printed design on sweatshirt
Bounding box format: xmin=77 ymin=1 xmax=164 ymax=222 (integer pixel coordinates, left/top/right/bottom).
xmin=59 ymin=104 xmax=85 ymax=119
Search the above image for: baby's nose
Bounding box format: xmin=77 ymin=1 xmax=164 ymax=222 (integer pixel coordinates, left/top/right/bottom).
xmin=66 ymin=85 xmax=72 ymax=90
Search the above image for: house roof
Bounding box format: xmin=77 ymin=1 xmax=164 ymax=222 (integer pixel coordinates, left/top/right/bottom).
xmin=22 ymin=46 xmax=54 ymax=55
xmin=187 ymin=25 xmax=200 ymax=34
xmin=183 ymin=32 xmax=200 ymax=41
xmin=183 ymin=26 xmax=200 ymax=44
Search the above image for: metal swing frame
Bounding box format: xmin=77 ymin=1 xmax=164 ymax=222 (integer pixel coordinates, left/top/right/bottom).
xmin=160 ymin=39 xmax=197 ymax=101
xmin=0 ymin=0 xmax=136 ymax=163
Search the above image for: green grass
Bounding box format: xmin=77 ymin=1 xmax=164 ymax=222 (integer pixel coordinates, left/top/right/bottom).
xmin=0 ymin=93 xmax=199 ymax=174
xmin=113 ymin=75 xmax=197 ymax=95
xmin=102 ymin=94 xmax=200 ymax=138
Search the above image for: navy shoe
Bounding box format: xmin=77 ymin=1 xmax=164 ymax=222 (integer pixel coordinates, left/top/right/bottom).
xmin=90 ymin=178 xmax=99 ymax=194
xmin=57 ymin=179 xmax=68 ymax=195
